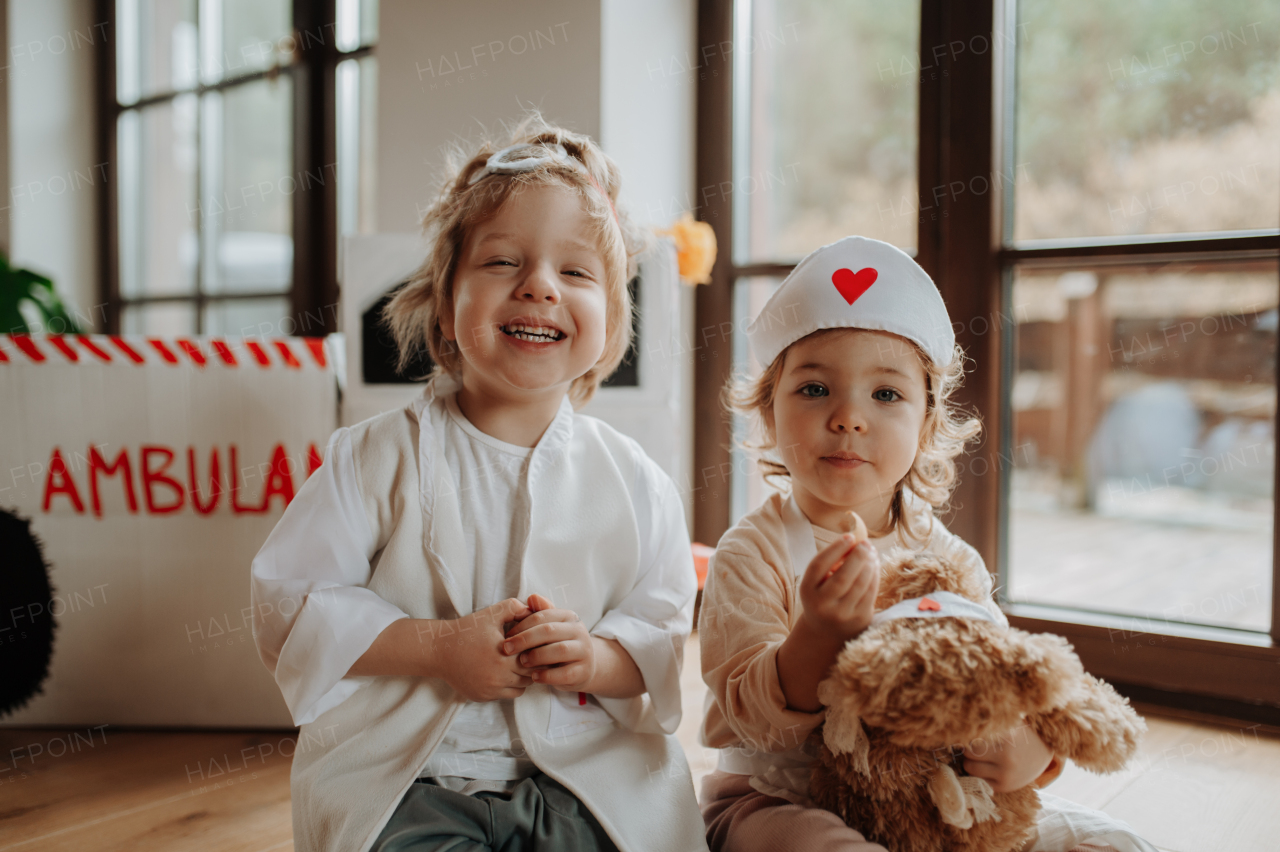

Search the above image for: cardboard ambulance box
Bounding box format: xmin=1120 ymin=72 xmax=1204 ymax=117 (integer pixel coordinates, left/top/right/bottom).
xmin=0 ymin=333 xmax=338 ymax=728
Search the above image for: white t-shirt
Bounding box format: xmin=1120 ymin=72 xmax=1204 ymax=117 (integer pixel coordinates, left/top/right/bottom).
xmin=415 ymin=396 xmax=538 ymax=788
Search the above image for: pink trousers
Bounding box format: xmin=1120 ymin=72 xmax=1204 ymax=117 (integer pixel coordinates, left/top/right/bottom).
xmin=699 ymin=771 xmax=888 ymax=852
xmin=698 ymin=771 xmax=1122 ymax=852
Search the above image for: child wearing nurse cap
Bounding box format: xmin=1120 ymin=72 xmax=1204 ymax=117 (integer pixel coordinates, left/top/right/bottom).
xmin=696 ymin=238 xmax=1154 ymax=852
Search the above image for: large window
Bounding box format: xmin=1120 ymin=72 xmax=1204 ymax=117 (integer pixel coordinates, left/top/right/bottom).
xmin=1008 ymin=261 xmax=1276 ymax=634
xmin=1010 ymin=0 xmax=1278 ymax=243
xmin=733 ymin=0 xmax=920 ymax=261
xmin=698 ymin=0 xmax=1280 ymax=720
xmin=105 ymin=0 xmax=376 ymax=336
xmin=1001 ymin=0 xmax=1278 ymax=642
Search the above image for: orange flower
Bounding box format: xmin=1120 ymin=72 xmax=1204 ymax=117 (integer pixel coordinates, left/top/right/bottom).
xmin=659 ymin=213 xmax=717 ymax=285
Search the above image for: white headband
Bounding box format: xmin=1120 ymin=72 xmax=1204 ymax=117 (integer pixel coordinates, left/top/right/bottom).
xmin=466 ymin=141 xmax=619 ymax=225
xmin=467 ymin=142 xmax=586 ymax=185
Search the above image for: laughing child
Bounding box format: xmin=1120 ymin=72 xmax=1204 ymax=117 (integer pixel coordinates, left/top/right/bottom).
xmin=251 ymin=119 xmax=708 ymax=852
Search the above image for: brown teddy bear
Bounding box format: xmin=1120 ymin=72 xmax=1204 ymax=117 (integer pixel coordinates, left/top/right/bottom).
xmin=809 ymin=545 xmax=1146 ymax=852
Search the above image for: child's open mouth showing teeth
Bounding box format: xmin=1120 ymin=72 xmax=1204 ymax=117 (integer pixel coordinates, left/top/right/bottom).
xmin=502 ymin=323 xmax=565 ymax=343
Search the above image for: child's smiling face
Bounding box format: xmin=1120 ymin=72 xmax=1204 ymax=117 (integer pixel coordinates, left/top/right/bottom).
xmin=443 ymin=182 xmax=609 ymax=403
xmin=771 ymin=329 xmax=929 ymax=533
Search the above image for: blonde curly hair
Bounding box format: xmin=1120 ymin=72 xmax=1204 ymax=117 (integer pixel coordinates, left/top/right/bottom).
xmin=383 ymin=115 xmax=649 ymax=408
xmin=725 ymin=329 xmax=981 ymax=542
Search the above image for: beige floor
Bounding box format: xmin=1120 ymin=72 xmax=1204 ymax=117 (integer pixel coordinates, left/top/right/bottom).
xmin=2 ymin=635 xmax=1278 ymax=851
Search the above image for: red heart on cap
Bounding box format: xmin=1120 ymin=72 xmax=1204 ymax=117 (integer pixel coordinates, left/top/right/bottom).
xmin=917 ymin=597 xmax=942 ymax=612
xmin=832 ymin=267 xmax=877 ymax=305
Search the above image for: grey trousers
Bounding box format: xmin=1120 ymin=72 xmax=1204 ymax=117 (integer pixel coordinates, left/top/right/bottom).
xmin=370 ymin=773 xmax=621 ymax=852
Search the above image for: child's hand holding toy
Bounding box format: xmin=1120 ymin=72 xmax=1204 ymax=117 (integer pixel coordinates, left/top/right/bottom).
xmin=801 ymin=511 xmax=879 ymax=642
xmin=779 ymin=511 xmax=881 ymax=713
xmin=963 ymin=723 xmax=1061 ymax=793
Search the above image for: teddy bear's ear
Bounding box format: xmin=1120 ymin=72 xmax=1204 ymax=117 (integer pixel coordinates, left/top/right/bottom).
xmin=1034 ymin=675 xmax=1147 ymax=773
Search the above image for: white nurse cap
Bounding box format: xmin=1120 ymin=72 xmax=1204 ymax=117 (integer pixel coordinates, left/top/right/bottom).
xmin=745 ymin=236 xmax=956 ymax=368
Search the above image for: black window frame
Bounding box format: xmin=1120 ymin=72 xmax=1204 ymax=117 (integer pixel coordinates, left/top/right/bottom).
xmin=96 ymin=0 xmax=372 ymax=337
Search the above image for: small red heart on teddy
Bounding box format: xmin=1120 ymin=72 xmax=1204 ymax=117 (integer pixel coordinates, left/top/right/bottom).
xmin=917 ymin=597 xmax=942 ymax=612
xmin=831 ymin=267 xmax=878 ymax=305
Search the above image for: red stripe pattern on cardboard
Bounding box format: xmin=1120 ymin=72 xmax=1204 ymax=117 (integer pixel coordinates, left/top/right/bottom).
xmin=0 ymin=335 xmax=331 ymax=369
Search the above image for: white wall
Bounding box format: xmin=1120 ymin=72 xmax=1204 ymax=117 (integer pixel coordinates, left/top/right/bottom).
xmin=375 ymin=0 xmax=697 ymax=232
xmin=597 ymin=0 xmax=697 ymax=511
xmin=8 ymin=0 xmax=100 ymax=330
xmin=375 ymin=0 xmax=602 ymax=233
xmin=599 ymin=0 xmax=696 ymax=231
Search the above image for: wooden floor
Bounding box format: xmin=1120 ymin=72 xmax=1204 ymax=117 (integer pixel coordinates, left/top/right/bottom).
xmin=0 ymin=729 xmax=295 ymax=851
xmin=4 ymin=634 xmax=1279 ymax=851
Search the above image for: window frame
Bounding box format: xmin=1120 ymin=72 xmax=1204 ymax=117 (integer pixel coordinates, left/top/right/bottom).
xmin=97 ymin=0 xmax=372 ymax=336
xmin=695 ymin=0 xmax=1280 ymax=723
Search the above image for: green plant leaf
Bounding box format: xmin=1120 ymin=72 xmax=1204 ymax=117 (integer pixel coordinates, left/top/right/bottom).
xmin=0 ymin=254 xmax=81 ymax=334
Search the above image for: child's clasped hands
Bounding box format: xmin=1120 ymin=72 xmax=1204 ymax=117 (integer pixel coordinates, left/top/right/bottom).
xmin=428 ymin=594 xmax=596 ymax=702
xmin=503 ymin=593 xmax=598 ymax=690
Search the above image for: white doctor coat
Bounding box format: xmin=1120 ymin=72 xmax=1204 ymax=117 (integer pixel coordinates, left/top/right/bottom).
xmin=250 ymin=375 xmax=709 ymax=852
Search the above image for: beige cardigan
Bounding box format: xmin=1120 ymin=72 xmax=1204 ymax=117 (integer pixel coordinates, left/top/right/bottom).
xmin=698 ymin=490 xmax=1004 ymax=756
xmin=253 ymin=378 xmax=708 ymax=852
